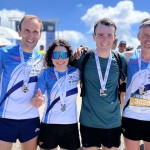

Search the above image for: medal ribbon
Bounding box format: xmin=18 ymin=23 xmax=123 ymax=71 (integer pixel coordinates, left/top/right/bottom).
xmin=138 ymin=50 xmax=150 ymax=87
xmin=19 ymin=46 xmax=35 ymax=87
xmin=94 ymin=49 xmax=112 ymax=90
xmin=54 ymin=67 xmax=67 ymax=106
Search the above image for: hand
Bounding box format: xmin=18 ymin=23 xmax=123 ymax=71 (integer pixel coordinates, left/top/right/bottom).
xmin=74 ymin=46 xmax=88 ymax=59
xmin=32 ymin=88 xmax=45 ymax=108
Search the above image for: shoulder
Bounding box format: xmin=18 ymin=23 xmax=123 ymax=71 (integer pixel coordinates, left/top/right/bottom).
xmin=68 ymin=65 xmax=80 ymax=74
xmin=111 ymin=50 xmax=126 ymax=62
xmin=123 ymin=50 xmax=134 ymax=62
xmin=0 ymin=45 xmax=19 ymax=54
xmin=0 ymin=45 xmax=19 ymax=61
xmin=40 ymin=67 xmax=54 ymax=76
xmin=43 ymin=67 xmax=53 ymax=73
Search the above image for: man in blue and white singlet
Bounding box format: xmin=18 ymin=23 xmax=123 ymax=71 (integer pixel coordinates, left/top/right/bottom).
xmin=0 ymin=15 xmax=43 ymax=150
xmin=122 ymin=18 xmax=150 ymax=150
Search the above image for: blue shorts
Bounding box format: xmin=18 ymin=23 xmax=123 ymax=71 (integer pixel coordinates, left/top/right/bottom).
xmin=0 ymin=117 xmax=40 ymax=143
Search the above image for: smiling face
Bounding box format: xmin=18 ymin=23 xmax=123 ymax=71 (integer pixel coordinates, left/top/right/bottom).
xmin=52 ymin=46 xmax=69 ymax=72
xmin=18 ymin=18 xmax=42 ymax=52
xmin=138 ymin=26 xmax=150 ymax=52
xmin=93 ymin=24 xmax=116 ymax=54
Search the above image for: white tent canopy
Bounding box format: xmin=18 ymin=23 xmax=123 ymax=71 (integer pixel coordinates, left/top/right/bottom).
xmin=0 ymin=26 xmax=21 ymax=40
xmin=0 ymin=37 xmax=13 ymax=46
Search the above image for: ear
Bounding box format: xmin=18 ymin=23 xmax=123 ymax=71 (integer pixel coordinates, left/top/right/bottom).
xmin=18 ymin=30 xmax=21 ymax=37
xmin=93 ymin=33 xmax=96 ymax=41
xmin=137 ymin=32 xmax=140 ymax=41
xmin=39 ymin=31 xmax=42 ymax=38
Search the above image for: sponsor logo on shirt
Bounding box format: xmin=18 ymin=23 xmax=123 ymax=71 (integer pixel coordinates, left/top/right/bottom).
xmin=12 ymin=56 xmax=21 ymax=61
xmin=68 ymin=75 xmax=78 ymax=84
xmin=131 ymin=60 xmax=138 ymax=64
xmin=49 ymin=75 xmax=56 ymax=78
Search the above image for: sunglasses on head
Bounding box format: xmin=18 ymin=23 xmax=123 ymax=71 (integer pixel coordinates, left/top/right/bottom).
xmin=52 ymin=51 xmax=69 ymax=59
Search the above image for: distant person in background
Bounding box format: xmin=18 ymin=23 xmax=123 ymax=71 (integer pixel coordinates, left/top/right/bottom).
xmin=126 ymin=46 xmax=133 ymax=52
xmin=0 ymin=15 xmax=43 ymax=150
xmin=118 ymin=41 xmax=127 ymax=53
xmin=32 ymin=39 xmax=80 ymax=150
xmin=112 ymin=38 xmax=118 ymax=50
xmin=38 ymin=44 xmax=46 ymax=56
xmin=118 ymin=40 xmax=127 ymax=109
xmin=137 ymin=45 xmax=141 ymax=49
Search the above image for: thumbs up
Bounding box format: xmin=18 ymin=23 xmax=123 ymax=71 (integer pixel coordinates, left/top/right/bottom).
xmin=37 ymin=88 xmax=43 ymax=97
xmin=32 ymin=88 xmax=45 ymax=108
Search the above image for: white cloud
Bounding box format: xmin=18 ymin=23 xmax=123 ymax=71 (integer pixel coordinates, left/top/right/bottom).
xmin=56 ymin=30 xmax=85 ymax=43
xmin=0 ymin=9 xmax=25 ymax=28
xmin=81 ymin=1 xmax=150 ymax=49
xmin=55 ymin=30 xmax=86 ymax=49
xmin=0 ymin=1 xmax=150 ymax=50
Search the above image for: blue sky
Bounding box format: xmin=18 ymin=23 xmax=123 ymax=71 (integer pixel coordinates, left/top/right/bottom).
xmin=0 ymin=0 xmax=149 ymax=50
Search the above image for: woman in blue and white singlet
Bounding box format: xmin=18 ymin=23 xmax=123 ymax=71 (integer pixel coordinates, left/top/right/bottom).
xmin=32 ymin=39 xmax=80 ymax=150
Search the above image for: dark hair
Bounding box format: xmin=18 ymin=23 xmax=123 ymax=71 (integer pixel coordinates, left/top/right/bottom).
xmin=40 ymin=45 xmax=44 ymax=49
xmin=45 ymin=39 xmax=73 ymax=67
xmin=113 ymin=38 xmax=118 ymax=44
xmin=141 ymin=18 xmax=150 ymax=23
xmin=18 ymin=15 xmax=43 ymax=31
xmin=94 ymin=18 xmax=117 ymax=34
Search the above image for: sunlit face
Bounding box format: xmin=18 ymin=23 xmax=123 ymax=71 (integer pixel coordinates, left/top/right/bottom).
xmin=138 ymin=26 xmax=150 ymax=51
xmin=93 ymin=24 xmax=116 ymax=52
xmin=18 ymin=18 xmax=41 ymax=52
xmin=52 ymin=46 xmax=69 ymax=72
xmin=118 ymin=44 xmax=126 ymax=53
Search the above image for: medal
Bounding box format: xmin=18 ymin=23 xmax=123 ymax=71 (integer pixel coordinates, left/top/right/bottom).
xmin=19 ymin=46 xmax=36 ymax=94
xmin=100 ymin=88 xmax=107 ymax=97
xmin=94 ymin=50 xmax=112 ymax=98
xmin=54 ymin=68 xmax=68 ymax=112
xmin=139 ymin=86 xmax=146 ymax=95
xmin=22 ymin=84 xmax=29 ymax=93
xmin=61 ymin=104 xmax=66 ymax=112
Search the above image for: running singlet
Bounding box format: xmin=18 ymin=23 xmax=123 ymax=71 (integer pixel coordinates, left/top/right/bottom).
xmin=35 ymin=66 xmax=80 ymax=124
xmin=0 ymin=45 xmax=43 ymax=119
xmin=123 ymin=49 xmax=150 ymax=121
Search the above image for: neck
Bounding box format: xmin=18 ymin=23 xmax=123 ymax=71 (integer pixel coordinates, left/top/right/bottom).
xmin=141 ymin=49 xmax=150 ymax=62
xmin=21 ymin=44 xmax=33 ymax=53
xmin=55 ymin=66 xmax=68 ymax=72
xmin=97 ymin=49 xmax=111 ymax=58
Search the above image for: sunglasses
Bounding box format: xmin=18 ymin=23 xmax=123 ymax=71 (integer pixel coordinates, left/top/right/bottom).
xmin=119 ymin=45 xmax=126 ymax=48
xmin=52 ymin=51 xmax=69 ymax=59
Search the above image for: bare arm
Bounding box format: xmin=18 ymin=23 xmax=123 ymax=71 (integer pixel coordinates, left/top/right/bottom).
xmin=73 ymin=46 xmax=88 ymax=59
xmin=124 ymin=51 xmax=134 ymax=63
